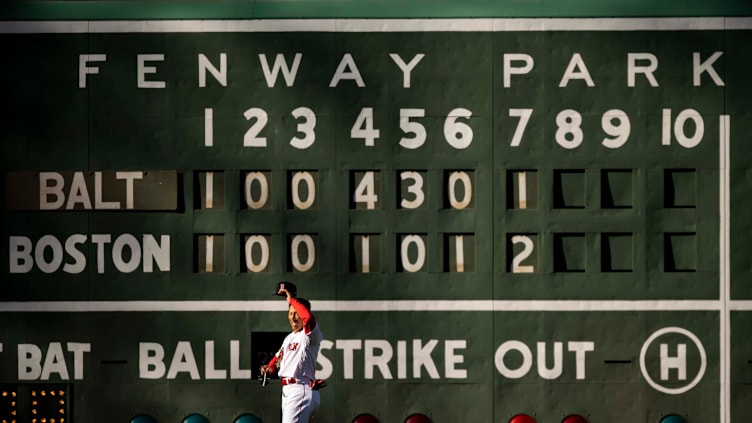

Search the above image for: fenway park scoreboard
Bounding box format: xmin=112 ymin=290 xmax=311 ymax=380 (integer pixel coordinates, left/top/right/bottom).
xmin=2 ymin=11 xmax=752 ymax=423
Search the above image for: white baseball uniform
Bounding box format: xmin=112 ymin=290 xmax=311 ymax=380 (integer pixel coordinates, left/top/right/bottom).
xmin=267 ymin=298 xmax=323 ymax=423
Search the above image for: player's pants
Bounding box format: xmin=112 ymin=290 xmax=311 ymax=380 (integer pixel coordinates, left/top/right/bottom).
xmin=281 ymin=382 xmax=320 ymax=423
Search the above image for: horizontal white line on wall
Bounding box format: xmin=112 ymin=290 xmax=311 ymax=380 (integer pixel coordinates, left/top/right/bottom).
xmin=0 ymin=299 xmax=733 ymax=312
xmin=2 ymin=18 xmax=752 ymax=34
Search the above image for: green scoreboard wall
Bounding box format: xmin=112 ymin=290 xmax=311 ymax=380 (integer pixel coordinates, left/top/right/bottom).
xmin=2 ymin=3 xmax=752 ymax=423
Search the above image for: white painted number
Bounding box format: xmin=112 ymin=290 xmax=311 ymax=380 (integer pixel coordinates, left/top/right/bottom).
xmin=360 ymin=235 xmax=371 ymax=273
xmin=516 ymin=171 xmax=528 ymax=209
xmin=555 ymin=109 xmax=583 ymax=149
xmin=244 ymin=172 xmax=269 ymax=209
xmin=662 ymin=108 xmax=704 ymax=148
xmin=400 ymin=235 xmax=426 ymax=272
xmin=448 ymin=171 xmax=472 ymax=209
xmin=354 ymin=171 xmax=378 ymax=209
xmin=291 ymin=235 xmax=315 ymax=272
xmin=400 ymin=171 xmax=425 ymax=209
xmin=511 ymin=235 xmax=535 ymax=273
xmin=601 ymin=109 xmax=631 ymax=149
xmin=674 ymin=109 xmax=704 ymax=148
xmin=243 ymin=107 xmax=268 ymax=147
xmin=399 ymin=108 xmax=427 ymax=149
xmin=509 ymin=108 xmax=533 ymax=147
xmin=244 ymin=107 xmax=317 ymax=149
xmin=454 ymin=235 xmax=465 ymax=273
xmin=205 ymin=235 xmax=214 ymax=272
xmin=245 ymin=235 xmax=270 ymax=272
xmin=351 ymin=108 xmax=380 ymax=146
xmin=291 ymin=171 xmax=316 ymax=210
xmin=290 ymin=106 xmax=316 ymax=149
xmin=444 ymin=108 xmax=474 ymax=149
xmin=204 ymin=108 xmax=213 ymax=147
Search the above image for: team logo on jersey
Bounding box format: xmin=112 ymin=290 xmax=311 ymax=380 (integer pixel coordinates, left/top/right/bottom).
xmin=288 ymin=343 xmax=299 ymax=351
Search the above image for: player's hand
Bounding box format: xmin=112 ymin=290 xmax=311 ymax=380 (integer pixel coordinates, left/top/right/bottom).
xmin=260 ymin=365 xmax=270 ymax=376
xmin=278 ymin=288 xmax=294 ymax=300
xmin=312 ymin=379 xmax=327 ymax=390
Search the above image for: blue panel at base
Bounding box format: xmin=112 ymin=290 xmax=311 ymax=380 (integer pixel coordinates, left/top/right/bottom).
xmin=660 ymin=415 xmax=688 ymax=423
xmin=235 ymin=414 xmax=264 ymax=423
xmin=131 ymin=415 xmax=158 ymax=423
xmin=183 ymin=414 xmax=211 ymax=423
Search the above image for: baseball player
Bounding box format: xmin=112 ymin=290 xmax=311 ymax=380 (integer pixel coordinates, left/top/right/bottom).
xmin=260 ymin=284 xmax=325 ymax=423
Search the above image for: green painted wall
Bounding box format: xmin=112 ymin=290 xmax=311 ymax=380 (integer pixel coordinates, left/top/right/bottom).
xmin=1 ymin=2 xmax=751 ymax=423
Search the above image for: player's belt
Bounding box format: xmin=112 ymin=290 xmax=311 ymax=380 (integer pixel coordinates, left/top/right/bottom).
xmin=281 ymin=377 xmax=314 ymax=387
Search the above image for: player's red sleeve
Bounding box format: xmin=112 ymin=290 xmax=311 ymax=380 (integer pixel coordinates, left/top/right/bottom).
xmin=290 ymin=297 xmax=317 ymax=335
xmin=266 ymin=355 xmax=278 ymax=374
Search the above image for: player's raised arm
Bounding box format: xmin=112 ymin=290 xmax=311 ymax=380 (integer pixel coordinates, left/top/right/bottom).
xmin=284 ymin=290 xmax=317 ymax=334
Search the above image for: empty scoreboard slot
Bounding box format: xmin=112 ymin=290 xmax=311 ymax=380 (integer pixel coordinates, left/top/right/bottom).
xmin=601 ymin=233 xmax=634 ymax=272
xmin=553 ymin=233 xmax=586 ymax=272
xmin=663 ymin=232 xmax=697 ymax=272
xmin=663 ymin=169 xmax=696 ymax=208
xmin=553 ymin=169 xmax=585 ymax=209
xmin=600 ymin=169 xmax=633 ymax=209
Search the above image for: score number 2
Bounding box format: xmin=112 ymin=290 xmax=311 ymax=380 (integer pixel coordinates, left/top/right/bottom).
xmin=511 ymin=235 xmax=535 ymax=273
